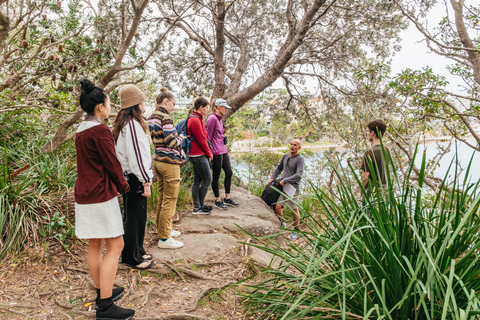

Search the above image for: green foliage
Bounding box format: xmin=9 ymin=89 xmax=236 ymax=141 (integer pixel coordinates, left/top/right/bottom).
xmin=39 ymin=212 xmax=75 ymax=246
xmin=0 ymin=125 xmax=77 ymax=258
xmin=234 ymin=149 xmax=282 ymax=197
xmin=242 ymin=147 xmax=480 ymax=319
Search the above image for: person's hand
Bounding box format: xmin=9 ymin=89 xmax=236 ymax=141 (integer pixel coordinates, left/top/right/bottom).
xmin=142 ymin=182 xmax=152 ymax=197
xmin=267 ymin=178 xmax=273 ymax=184
xmin=209 ymin=156 xmax=213 ymax=162
xmin=280 ymin=180 xmax=285 ymax=187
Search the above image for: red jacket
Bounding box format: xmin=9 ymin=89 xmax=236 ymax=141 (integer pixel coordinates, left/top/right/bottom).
xmin=187 ymin=112 xmax=212 ymax=158
xmin=75 ymin=124 xmax=130 ymax=204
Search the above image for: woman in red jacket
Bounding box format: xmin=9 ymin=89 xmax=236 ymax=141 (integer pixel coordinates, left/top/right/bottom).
xmin=187 ymin=97 xmax=213 ymax=214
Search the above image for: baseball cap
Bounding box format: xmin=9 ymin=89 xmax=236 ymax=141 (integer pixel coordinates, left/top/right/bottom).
xmin=214 ymin=98 xmax=231 ymax=109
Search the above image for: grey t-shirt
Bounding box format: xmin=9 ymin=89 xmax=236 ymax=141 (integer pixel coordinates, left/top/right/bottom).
xmin=270 ymin=153 xmax=305 ymax=192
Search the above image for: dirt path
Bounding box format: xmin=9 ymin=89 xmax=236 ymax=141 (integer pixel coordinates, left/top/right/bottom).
xmin=0 ymin=187 xmax=280 ymax=319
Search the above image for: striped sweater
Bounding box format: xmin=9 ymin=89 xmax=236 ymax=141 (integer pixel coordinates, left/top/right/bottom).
xmin=147 ymin=106 xmax=186 ymax=165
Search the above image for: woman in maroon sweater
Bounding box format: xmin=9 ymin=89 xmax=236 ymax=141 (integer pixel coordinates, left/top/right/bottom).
xmin=187 ymin=97 xmax=213 ymax=214
xmin=74 ymin=79 xmax=134 ymax=320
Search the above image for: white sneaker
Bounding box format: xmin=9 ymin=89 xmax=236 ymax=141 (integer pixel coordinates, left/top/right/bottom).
xmin=158 ymin=237 xmax=184 ymax=249
xmin=170 ymin=230 xmax=181 ymax=238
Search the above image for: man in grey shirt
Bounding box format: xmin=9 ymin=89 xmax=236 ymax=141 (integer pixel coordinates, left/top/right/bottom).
xmin=268 ymin=139 xmax=305 ymax=240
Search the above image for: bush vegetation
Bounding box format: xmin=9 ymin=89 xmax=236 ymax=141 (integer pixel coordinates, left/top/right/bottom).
xmin=241 ymin=147 xmax=480 ymax=319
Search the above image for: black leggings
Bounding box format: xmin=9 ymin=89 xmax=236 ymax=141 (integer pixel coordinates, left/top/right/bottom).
xmin=212 ymin=153 xmax=233 ymax=198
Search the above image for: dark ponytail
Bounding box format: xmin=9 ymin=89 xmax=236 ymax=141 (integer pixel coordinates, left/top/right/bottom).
xmin=79 ymin=79 xmax=107 ymax=115
xmin=193 ymin=97 xmax=209 ymax=111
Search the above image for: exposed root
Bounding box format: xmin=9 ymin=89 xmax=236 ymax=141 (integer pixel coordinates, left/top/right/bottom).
xmin=167 ymin=262 xmax=217 ymax=281
xmin=75 ymin=310 xmax=96 ymax=318
xmin=165 ymin=261 xmax=185 ymax=282
xmin=139 ymin=286 xmax=155 ymax=310
xmin=191 ymin=261 xmax=235 ymax=267
xmin=183 ymin=281 xmax=235 ymax=313
xmin=136 ymin=314 xmax=207 ymax=320
xmin=65 ymin=266 xmax=89 ymax=274
xmin=0 ymin=303 xmax=34 ymax=308
xmin=211 ymin=266 xmax=230 ymax=275
xmin=55 ymin=297 xmax=74 ymax=309
xmin=57 ymin=309 xmax=73 ymax=320
xmin=0 ymin=306 xmax=32 ymax=317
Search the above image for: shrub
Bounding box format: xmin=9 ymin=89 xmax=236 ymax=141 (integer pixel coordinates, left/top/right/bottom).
xmin=242 ymin=146 xmax=480 ymax=319
xmin=234 ymin=149 xmax=282 ymax=197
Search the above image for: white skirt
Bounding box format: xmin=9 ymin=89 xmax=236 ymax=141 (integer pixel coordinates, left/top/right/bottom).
xmin=75 ymin=197 xmax=124 ymax=239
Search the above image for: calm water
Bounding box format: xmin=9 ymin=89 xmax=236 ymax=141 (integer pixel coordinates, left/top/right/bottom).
xmin=232 ymin=139 xmax=480 ymax=186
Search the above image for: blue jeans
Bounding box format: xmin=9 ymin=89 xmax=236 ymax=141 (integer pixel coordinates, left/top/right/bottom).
xmin=190 ymin=156 xmax=213 ymax=209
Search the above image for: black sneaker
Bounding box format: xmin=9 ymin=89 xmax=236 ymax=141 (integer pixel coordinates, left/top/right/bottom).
xmin=214 ymin=200 xmax=228 ymax=210
xmin=202 ymin=204 xmax=213 ymax=212
xmin=193 ymin=206 xmax=211 ymax=215
xmin=95 ymin=287 xmax=125 ymax=310
xmin=224 ymin=198 xmax=239 ymax=207
xmin=96 ymin=297 xmax=135 ymax=320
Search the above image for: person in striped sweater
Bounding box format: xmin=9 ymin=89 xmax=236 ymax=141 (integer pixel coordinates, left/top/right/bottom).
xmin=147 ymin=88 xmax=185 ymax=249
xmin=113 ymin=85 xmax=154 ymax=270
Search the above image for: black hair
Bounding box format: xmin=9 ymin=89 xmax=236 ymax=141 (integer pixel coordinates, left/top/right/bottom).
xmin=79 ymin=79 xmax=107 ymax=115
xmin=193 ymin=97 xmax=209 ymax=110
xmin=367 ymin=119 xmax=387 ymax=138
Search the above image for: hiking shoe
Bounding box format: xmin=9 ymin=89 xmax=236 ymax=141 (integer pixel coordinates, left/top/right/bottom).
xmin=95 ymin=287 xmax=124 ymax=310
xmin=288 ymin=232 xmax=299 ymax=241
xmin=96 ymin=297 xmax=134 ymax=320
xmin=170 ymin=230 xmax=181 ymax=238
xmin=224 ymin=198 xmax=239 ymax=207
xmin=214 ymin=200 xmax=228 ymax=210
xmin=202 ymin=204 xmax=213 ymax=212
xmin=158 ymin=237 xmax=184 ymax=249
xmin=192 ymin=206 xmax=211 ymax=215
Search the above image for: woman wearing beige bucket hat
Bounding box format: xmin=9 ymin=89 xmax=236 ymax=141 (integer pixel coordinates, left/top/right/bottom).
xmin=112 ymin=84 xmax=154 ymax=270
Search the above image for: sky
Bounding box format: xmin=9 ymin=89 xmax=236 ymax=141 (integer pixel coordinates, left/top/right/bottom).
xmin=389 ymin=1 xmax=465 ymax=90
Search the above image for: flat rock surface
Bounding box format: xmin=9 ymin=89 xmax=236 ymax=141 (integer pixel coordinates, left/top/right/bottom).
xmin=150 ymin=233 xmax=240 ymax=261
xmin=150 ymin=187 xmax=281 ymax=267
xmin=181 ymin=187 xmax=280 ymax=237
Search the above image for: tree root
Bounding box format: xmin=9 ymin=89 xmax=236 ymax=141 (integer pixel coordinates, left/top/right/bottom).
xmin=139 ymin=286 xmax=155 ymax=310
xmin=136 ymin=314 xmax=207 ymax=320
xmin=191 ymin=260 xmax=239 ymax=267
xmin=57 ymin=309 xmax=73 ymax=320
xmin=0 ymin=306 xmax=32 ymax=317
xmin=165 ymin=261 xmax=185 ymax=282
xmin=167 ymin=262 xmax=217 ymax=281
xmin=75 ymin=310 xmax=96 ymax=318
xmin=183 ymin=281 xmax=235 ymax=313
xmin=65 ymin=266 xmax=89 ymax=274
xmin=55 ymin=297 xmax=74 ymax=309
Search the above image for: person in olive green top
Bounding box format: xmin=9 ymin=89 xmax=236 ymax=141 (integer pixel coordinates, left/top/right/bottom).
xmin=361 ymin=119 xmax=389 ymax=199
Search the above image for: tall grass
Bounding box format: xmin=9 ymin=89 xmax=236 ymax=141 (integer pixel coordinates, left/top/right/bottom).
xmin=242 ymin=146 xmax=480 ymax=319
xmin=0 ymin=138 xmax=77 ymax=259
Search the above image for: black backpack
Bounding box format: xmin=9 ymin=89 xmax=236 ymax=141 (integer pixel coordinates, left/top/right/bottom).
xmin=261 ymin=179 xmax=283 ymax=208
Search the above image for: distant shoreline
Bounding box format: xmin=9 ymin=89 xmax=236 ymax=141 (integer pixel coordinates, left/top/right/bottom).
xmin=230 ymin=136 xmax=456 ymax=154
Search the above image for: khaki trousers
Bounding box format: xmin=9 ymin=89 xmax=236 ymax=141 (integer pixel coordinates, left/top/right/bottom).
xmin=154 ymin=161 xmax=181 ymax=239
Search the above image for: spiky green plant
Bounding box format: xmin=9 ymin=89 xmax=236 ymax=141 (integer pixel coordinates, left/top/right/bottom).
xmin=242 ymin=146 xmax=480 ymax=319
